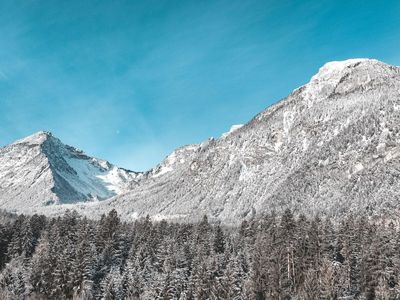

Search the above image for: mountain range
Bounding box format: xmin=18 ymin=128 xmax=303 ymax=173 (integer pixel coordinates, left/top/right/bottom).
xmin=1 ymin=58 xmax=400 ymax=224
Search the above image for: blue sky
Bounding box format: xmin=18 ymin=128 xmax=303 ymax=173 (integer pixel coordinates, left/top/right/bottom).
xmin=0 ymin=0 xmax=399 ymax=171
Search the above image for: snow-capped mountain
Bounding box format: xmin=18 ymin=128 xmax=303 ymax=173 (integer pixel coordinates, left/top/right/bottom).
xmin=0 ymin=131 xmax=140 ymax=211
xmin=88 ymin=58 xmax=400 ymax=223
xmin=2 ymin=58 xmax=400 ymax=224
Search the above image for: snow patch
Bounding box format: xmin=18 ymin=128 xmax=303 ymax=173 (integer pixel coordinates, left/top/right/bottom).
xmin=300 ymin=59 xmax=375 ymax=106
xmin=152 ymin=144 xmax=199 ymax=178
xmin=377 ymin=143 xmax=386 ymax=154
xmin=283 ymin=109 xmax=295 ymax=135
xmin=302 ymin=137 xmax=309 ymax=151
xmin=353 ymin=162 xmax=364 ymax=173
xmin=153 ymin=152 xmax=177 ymax=178
xmin=63 ymin=155 xmax=134 ymax=198
xmin=333 ymin=128 xmax=339 ymax=136
xmin=151 ymin=213 xmax=188 ymax=221
xmin=14 ymin=131 xmax=52 ymax=145
xmin=221 ymin=124 xmax=243 ymax=138
xmin=153 ymin=166 xmax=174 ymax=178
xmin=311 ymin=59 xmax=370 ymax=82
xmin=274 ymin=132 xmax=283 ymax=152
xmin=239 ymin=161 xmax=252 ymax=181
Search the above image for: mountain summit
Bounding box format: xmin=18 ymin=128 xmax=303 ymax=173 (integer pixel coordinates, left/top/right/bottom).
xmin=0 ymin=131 xmax=140 ymax=211
xmin=93 ymin=58 xmax=400 ymax=223
xmin=2 ymin=59 xmax=400 ymax=223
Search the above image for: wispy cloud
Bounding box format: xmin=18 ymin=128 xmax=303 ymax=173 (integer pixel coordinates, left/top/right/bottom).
xmin=1 ymin=0 xmax=399 ymax=170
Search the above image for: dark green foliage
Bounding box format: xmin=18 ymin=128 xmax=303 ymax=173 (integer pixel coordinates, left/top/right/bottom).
xmin=0 ymin=209 xmax=398 ymax=299
xmin=213 ymin=225 xmax=225 ymax=254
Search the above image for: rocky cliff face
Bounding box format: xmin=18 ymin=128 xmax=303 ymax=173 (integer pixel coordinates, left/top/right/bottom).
xmin=0 ymin=131 xmax=140 ymax=211
xmin=2 ymin=59 xmax=400 ymax=224
xmin=94 ymin=59 xmax=400 ymax=223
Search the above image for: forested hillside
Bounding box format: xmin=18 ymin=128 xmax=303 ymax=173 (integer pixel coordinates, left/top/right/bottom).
xmin=0 ymin=209 xmax=398 ymax=299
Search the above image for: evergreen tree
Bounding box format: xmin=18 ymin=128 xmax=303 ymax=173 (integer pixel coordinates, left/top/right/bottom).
xmin=213 ymin=225 xmax=225 ymax=254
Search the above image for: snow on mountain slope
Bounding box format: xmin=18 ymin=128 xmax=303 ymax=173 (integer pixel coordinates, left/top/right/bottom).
xmin=0 ymin=131 xmax=140 ymax=211
xmin=151 ymin=144 xmax=200 ymax=178
xmin=81 ymin=58 xmax=400 ymax=224
xmin=3 ymin=59 xmax=400 ymax=225
xmin=221 ymin=124 xmax=244 ymax=139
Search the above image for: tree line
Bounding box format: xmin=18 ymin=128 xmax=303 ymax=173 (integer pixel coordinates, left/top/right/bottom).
xmin=0 ymin=209 xmax=399 ymax=299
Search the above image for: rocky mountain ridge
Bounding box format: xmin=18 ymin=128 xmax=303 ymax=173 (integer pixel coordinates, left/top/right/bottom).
xmin=2 ymin=58 xmax=400 ymax=224
xmin=98 ymin=58 xmax=400 ymax=224
xmin=0 ymin=131 xmax=140 ymax=211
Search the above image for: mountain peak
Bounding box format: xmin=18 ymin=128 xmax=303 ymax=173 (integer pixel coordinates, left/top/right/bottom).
xmin=13 ymin=131 xmax=55 ymax=146
xmin=311 ymin=58 xmax=379 ymax=82
xmin=84 ymin=58 xmax=400 ymax=224
xmin=1 ymin=130 xmax=140 ymax=210
xmin=2 ymin=59 xmax=400 ymax=224
xmin=298 ymin=58 xmax=399 ymax=104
